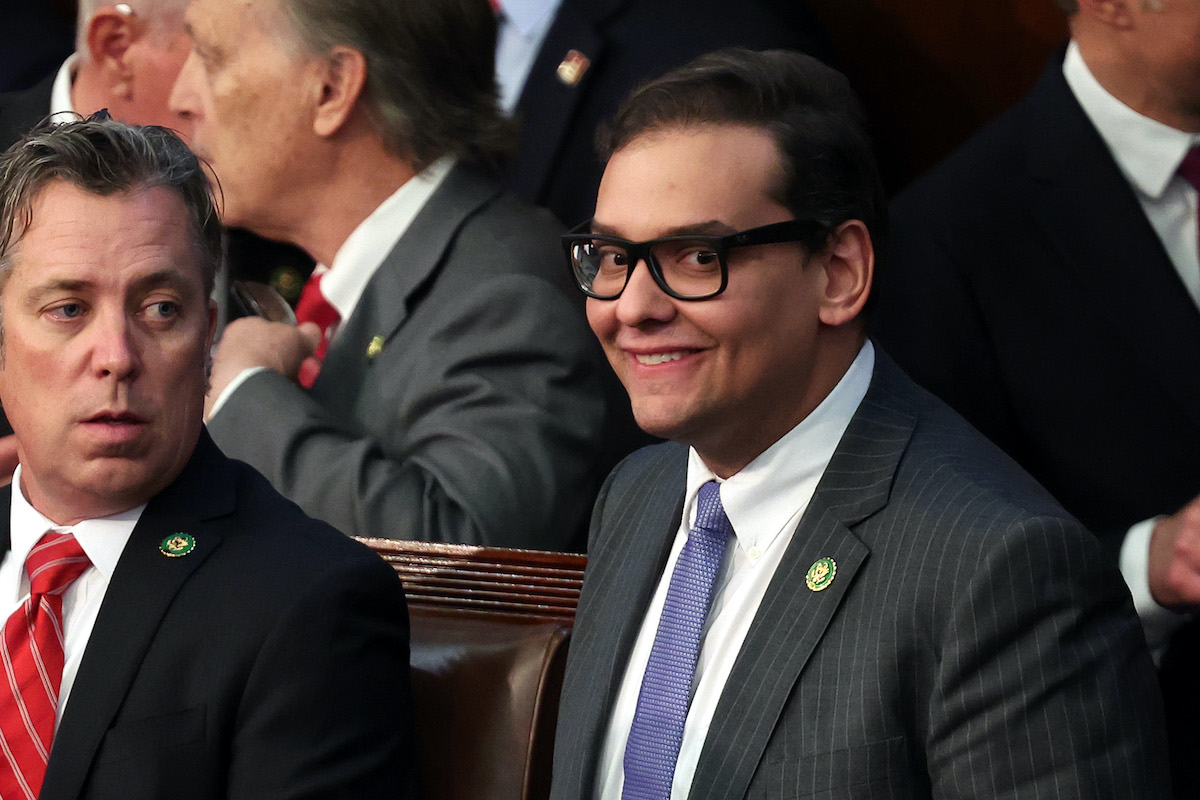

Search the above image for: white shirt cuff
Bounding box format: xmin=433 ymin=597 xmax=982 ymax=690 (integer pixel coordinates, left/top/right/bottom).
xmin=1120 ymin=516 xmax=1191 ymax=661
xmin=207 ymin=367 xmax=269 ymax=420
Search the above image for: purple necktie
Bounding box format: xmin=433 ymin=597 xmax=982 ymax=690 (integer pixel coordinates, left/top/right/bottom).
xmin=623 ymin=480 xmax=733 ymax=800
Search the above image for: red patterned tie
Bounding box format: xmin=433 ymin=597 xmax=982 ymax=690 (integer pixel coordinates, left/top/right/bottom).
xmin=294 ymin=272 xmax=341 ymax=389
xmin=0 ymin=532 xmax=90 ymax=799
xmin=1180 ymin=147 xmax=1200 ymax=260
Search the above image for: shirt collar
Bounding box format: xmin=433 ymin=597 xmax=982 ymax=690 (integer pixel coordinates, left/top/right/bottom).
xmin=9 ymin=464 xmax=144 ymax=586
xmin=318 ymin=155 xmax=457 ymax=322
xmin=497 ymin=0 xmax=560 ymax=37
xmin=683 ymin=340 xmax=875 ymax=555
xmin=1064 ymin=40 xmax=1200 ymax=200
xmin=49 ymin=54 xmax=78 ymax=120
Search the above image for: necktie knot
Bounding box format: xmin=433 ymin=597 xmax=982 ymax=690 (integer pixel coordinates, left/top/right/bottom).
xmin=691 ymin=480 xmax=734 ymax=543
xmin=1179 ymin=146 xmax=1200 ymax=192
xmin=294 ymin=273 xmax=340 ymax=334
xmin=25 ymin=532 xmax=89 ymax=599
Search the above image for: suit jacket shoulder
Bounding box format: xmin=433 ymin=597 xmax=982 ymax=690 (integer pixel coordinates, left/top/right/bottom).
xmin=875 ymin=54 xmax=1200 ymax=539
xmin=553 ymin=351 xmax=1170 ymax=800
xmin=208 ymin=164 xmax=610 ymax=550
xmin=30 ymin=431 xmax=418 ymax=800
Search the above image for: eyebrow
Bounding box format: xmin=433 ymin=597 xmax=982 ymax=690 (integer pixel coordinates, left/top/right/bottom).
xmin=22 ymin=269 xmax=199 ymax=306
xmin=588 ymin=219 xmax=738 ymax=239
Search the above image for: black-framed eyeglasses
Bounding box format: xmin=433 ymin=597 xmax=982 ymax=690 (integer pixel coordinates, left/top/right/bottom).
xmin=562 ymin=219 xmax=827 ymax=301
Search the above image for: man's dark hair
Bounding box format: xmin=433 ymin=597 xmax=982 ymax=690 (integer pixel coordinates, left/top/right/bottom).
xmin=283 ymin=0 xmax=515 ymax=171
xmin=598 ymin=48 xmax=888 ymax=256
xmin=0 ymin=113 xmax=222 ymax=298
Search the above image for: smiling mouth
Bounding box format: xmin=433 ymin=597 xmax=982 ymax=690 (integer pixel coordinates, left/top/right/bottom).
xmin=635 ymin=352 xmax=688 ymax=365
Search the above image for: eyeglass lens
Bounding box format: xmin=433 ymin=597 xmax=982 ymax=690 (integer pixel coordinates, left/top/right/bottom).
xmin=571 ymin=238 xmax=723 ymax=298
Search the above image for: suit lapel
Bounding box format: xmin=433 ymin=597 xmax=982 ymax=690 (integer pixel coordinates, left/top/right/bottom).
xmin=311 ymin=163 xmax=501 ymax=405
xmin=507 ymin=0 xmax=626 ymax=204
xmin=40 ymin=432 xmax=236 ymax=800
xmin=1023 ymin=62 xmax=1200 ymax=429
xmin=691 ymin=353 xmax=917 ymax=800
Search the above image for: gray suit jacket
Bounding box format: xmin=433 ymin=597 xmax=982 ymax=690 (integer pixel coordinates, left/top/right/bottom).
xmin=208 ymin=163 xmax=608 ymax=550
xmin=552 ymin=351 xmax=1170 ymax=799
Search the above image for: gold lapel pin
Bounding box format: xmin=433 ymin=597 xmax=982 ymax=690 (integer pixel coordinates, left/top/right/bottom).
xmin=366 ymin=334 xmax=385 ymax=361
xmin=160 ymin=532 xmax=196 ymax=558
xmin=556 ymin=49 xmax=591 ymax=87
xmin=805 ymin=557 xmax=836 ymax=592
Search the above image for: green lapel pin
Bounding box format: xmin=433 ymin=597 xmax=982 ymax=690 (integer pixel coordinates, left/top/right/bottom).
xmin=805 ymin=557 xmax=836 ymax=592
xmin=160 ymin=532 xmax=196 ymax=558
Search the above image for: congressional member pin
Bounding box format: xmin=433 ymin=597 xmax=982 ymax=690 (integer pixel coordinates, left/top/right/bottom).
xmin=805 ymin=557 xmax=836 ymax=592
xmin=160 ymin=533 xmax=196 ymax=558
xmin=366 ymin=334 xmax=385 ymax=361
xmin=556 ymin=49 xmax=591 ymax=87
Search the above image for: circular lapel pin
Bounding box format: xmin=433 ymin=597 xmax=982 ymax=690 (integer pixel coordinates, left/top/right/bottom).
xmin=805 ymin=557 xmax=836 ymax=592
xmin=160 ymin=533 xmax=196 ymax=558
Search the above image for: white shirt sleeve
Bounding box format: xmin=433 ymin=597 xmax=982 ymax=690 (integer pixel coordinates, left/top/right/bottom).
xmin=206 ymin=367 xmax=270 ymax=420
xmin=1120 ymin=516 xmax=1191 ymax=661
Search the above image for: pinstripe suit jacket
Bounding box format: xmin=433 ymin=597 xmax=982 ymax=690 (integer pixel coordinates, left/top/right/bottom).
xmin=551 ymin=350 xmax=1171 ymax=799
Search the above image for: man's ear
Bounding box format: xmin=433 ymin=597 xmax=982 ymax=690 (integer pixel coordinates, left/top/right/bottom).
xmin=817 ymin=219 xmax=873 ymax=328
xmin=85 ymin=6 xmax=140 ymax=100
xmin=312 ymin=46 xmax=368 ymax=138
xmin=1077 ymin=0 xmax=1136 ymax=30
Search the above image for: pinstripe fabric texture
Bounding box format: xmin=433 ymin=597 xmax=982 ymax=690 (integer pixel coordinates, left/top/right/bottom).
xmin=551 ymin=349 xmax=1171 ymax=800
xmin=0 ymin=532 xmax=89 ymax=800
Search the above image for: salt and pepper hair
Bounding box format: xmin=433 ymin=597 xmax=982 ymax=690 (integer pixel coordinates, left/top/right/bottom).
xmin=0 ymin=114 xmax=222 ymax=301
xmin=278 ymin=0 xmax=515 ymax=171
xmin=598 ymin=48 xmax=888 ymax=258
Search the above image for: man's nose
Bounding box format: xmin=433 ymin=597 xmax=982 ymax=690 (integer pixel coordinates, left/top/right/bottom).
xmin=168 ymin=49 xmax=202 ymax=120
xmin=91 ymin=314 xmax=141 ymax=380
xmin=613 ymin=258 xmax=676 ymax=327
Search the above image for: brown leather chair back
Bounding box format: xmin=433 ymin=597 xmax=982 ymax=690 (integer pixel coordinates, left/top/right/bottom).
xmin=358 ymin=538 xmax=586 ymax=800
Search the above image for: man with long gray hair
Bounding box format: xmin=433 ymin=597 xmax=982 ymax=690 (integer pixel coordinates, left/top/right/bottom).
xmin=171 ymin=0 xmax=611 ymax=550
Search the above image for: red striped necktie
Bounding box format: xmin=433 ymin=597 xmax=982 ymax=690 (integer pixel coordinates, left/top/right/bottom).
xmin=0 ymin=532 xmax=90 ymax=800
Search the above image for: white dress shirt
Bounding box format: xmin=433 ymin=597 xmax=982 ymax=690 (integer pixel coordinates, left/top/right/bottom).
xmin=494 ymin=0 xmax=563 ymax=113
xmin=208 ymin=155 xmax=456 ymax=416
xmin=595 ymin=342 xmax=875 ymax=800
xmin=0 ymin=466 xmax=142 ymax=726
xmin=48 ymin=55 xmax=77 ymax=120
xmin=1063 ymin=41 xmax=1200 ymax=656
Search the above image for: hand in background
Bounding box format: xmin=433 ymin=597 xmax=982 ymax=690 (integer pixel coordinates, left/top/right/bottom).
xmin=1149 ymin=494 xmax=1200 ymax=608
xmin=206 ymin=318 xmax=321 ymax=418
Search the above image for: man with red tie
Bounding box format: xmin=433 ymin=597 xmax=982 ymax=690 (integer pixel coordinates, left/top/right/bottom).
xmin=0 ymin=115 xmax=417 ymax=799
xmin=873 ymin=2 xmax=1200 ymax=790
xmin=173 ymin=0 xmax=611 ymax=550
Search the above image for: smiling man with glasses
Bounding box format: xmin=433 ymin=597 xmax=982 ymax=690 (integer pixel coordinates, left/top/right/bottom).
xmin=550 ymin=48 xmax=1171 ymax=800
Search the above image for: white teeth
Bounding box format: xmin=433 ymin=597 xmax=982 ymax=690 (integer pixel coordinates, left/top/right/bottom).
xmin=636 ymin=352 xmax=686 ymax=365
